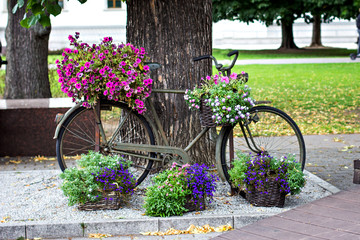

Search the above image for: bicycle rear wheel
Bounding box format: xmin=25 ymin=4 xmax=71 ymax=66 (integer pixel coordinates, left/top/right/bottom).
xmin=218 ymin=105 xmax=306 ymax=184
xmin=56 ymin=100 xmax=155 ymax=185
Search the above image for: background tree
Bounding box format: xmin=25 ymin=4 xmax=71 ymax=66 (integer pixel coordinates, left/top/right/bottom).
xmin=15 ymin=0 xmax=215 ymax=165
xmin=5 ymin=0 xmax=51 ymax=98
xmin=303 ymin=0 xmax=359 ymax=48
xmin=212 ymin=0 xmax=305 ymax=49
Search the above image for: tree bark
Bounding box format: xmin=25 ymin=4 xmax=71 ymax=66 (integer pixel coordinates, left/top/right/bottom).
xmin=126 ymin=0 xmax=215 ymax=165
xmin=279 ymin=20 xmax=298 ymax=50
xmin=5 ymin=0 xmax=51 ymax=99
xmin=310 ymin=15 xmax=323 ymax=47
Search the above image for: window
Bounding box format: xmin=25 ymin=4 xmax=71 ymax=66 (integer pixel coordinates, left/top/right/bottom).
xmin=108 ymin=0 xmax=122 ymax=8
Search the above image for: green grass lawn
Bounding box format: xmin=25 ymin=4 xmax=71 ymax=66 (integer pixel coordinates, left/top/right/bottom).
xmin=229 ymin=63 xmax=360 ymax=135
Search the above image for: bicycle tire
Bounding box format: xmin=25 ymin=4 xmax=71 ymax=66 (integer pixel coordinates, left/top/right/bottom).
xmin=56 ymin=100 xmax=155 ymax=185
xmin=218 ymin=105 xmax=306 ymax=185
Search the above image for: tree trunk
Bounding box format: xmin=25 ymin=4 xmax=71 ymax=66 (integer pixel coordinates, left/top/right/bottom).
xmin=279 ymin=20 xmax=298 ymax=50
xmin=126 ymin=0 xmax=215 ymax=165
xmin=310 ymin=15 xmax=323 ymax=47
xmin=5 ymin=0 xmax=51 ymax=99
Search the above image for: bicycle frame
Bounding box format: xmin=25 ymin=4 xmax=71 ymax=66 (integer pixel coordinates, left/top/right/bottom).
xmin=54 ymin=89 xmax=212 ymax=166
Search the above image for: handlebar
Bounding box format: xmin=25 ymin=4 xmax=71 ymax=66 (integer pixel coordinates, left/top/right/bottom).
xmin=193 ymin=50 xmax=239 ymax=77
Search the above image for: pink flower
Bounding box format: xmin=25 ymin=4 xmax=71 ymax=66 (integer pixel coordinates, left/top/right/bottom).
xmin=126 ymin=92 xmax=132 ymax=97
xmin=75 ymin=83 xmax=81 ymax=90
xmin=143 ymin=65 xmax=150 ymax=71
xmin=230 ymin=72 xmax=237 ymax=80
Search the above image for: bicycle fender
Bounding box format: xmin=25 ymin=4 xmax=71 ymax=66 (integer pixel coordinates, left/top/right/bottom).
xmin=53 ymin=102 xmax=83 ymax=139
xmin=215 ymin=127 xmax=227 ymax=182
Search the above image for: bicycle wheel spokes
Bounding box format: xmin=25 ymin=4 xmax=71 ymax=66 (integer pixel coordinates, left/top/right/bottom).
xmin=219 ymin=105 xmax=306 ymax=184
xmin=56 ymin=101 xmax=154 ymax=185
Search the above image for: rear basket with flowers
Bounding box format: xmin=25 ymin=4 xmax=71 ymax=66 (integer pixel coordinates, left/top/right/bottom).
xmin=56 ymin=32 xmax=153 ymax=114
xmin=184 ymin=72 xmax=255 ymax=126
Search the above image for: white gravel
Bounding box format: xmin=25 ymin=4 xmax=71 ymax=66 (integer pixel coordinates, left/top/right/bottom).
xmin=0 ymin=170 xmax=332 ymax=223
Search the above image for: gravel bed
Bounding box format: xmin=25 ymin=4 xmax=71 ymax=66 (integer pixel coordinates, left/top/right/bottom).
xmin=0 ymin=170 xmax=332 ymax=223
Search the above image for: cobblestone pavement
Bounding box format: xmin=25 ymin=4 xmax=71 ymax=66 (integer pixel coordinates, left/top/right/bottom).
xmin=304 ymin=134 xmax=360 ymax=191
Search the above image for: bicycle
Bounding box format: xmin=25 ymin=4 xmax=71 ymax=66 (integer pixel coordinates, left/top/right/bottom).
xmin=54 ymin=50 xmax=306 ymax=187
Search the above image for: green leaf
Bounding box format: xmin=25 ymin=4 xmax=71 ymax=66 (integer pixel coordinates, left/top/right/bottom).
xmin=18 ymin=0 xmax=25 ymax=8
xmin=28 ymin=14 xmax=41 ymax=27
xmin=12 ymin=3 xmax=19 ymax=14
xmin=46 ymin=2 xmax=62 ymax=16
xmin=31 ymin=3 xmax=43 ymax=15
xmin=39 ymin=14 xmax=51 ymax=27
xmin=20 ymin=19 xmax=30 ymax=28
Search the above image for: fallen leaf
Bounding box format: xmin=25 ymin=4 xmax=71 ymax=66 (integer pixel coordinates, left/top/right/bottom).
xmin=88 ymin=233 xmax=112 ymax=238
xmin=9 ymin=160 xmax=21 ymax=164
xmin=141 ymin=224 xmax=232 ymax=236
xmin=1 ymin=216 xmax=10 ymax=223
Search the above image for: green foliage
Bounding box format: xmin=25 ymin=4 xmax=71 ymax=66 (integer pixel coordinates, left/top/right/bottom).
xmin=144 ymin=163 xmax=218 ymax=217
xmin=184 ymin=72 xmax=255 ymax=125
xmin=59 ymin=151 xmax=134 ymax=206
xmin=212 ymin=0 xmax=304 ymax=26
xmin=76 ymin=150 xmax=131 ymax=170
xmin=60 ymin=167 xmax=101 ymax=206
xmin=144 ymin=165 xmax=190 ymax=217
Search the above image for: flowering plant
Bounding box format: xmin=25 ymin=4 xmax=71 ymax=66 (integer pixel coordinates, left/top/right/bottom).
xmin=144 ymin=163 xmax=218 ymax=217
xmin=60 ymin=151 xmax=136 ymax=206
xmin=56 ymin=32 xmax=153 ymax=114
xmin=228 ymin=152 xmax=305 ymax=196
xmin=184 ymin=72 xmax=255 ymax=125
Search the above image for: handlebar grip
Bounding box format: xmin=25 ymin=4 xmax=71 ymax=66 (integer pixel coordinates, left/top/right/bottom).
xmin=193 ymin=55 xmax=211 ymax=61
xmin=227 ymin=50 xmax=239 ymax=57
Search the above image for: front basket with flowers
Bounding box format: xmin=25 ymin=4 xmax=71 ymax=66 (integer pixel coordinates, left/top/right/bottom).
xmin=144 ymin=163 xmax=218 ymax=217
xmin=184 ymin=72 xmax=255 ymax=126
xmin=60 ymin=151 xmax=136 ymax=211
xmin=56 ymin=32 xmax=153 ymax=114
xmin=228 ymin=152 xmax=306 ymax=208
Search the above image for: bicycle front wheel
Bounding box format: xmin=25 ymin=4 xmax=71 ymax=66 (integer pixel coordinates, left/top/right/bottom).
xmin=56 ymin=100 xmax=155 ymax=185
xmin=218 ymin=105 xmax=306 ymax=184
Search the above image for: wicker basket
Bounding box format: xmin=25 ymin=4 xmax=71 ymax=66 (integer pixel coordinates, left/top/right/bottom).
xmin=184 ymin=195 xmax=206 ymax=212
xmin=246 ymin=178 xmax=286 ymax=208
xmin=78 ymin=191 xmax=123 ymax=211
xmin=199 ymin=100 xmax=216 ymax=127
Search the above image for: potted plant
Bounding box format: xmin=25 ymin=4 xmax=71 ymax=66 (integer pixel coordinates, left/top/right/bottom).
xmin=60 ymin=151 xmax=136 ymax=211
xmin=184 ymin=72 xmax=255 ymax=126
xmin=228 ymin=152 xmax=306 ymax=207
xmin=56 ymin=32 xmax=153 ymax=114
xmin=143 ymin=163 xmax=218 ymax=217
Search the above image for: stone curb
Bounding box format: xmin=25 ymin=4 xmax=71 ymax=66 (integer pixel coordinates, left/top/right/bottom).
xmin=0 ymin=214 xmax=273 ymax=240
xmin=0 ymin=171 xmax=338 ymax=240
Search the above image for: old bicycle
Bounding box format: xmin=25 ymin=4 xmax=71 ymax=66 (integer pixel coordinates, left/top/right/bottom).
xmin=54 ymin=50 xmax=306 ymax=186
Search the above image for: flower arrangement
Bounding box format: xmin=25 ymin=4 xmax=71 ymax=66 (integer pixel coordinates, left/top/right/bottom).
xmin=228 ymin=152 xmax=306 ymax=197
xmin=56 ymin=32 xmax=153 ymax=114
xmin=184 ymin=72 xmax=255 ymax=125
xmin=143 ymin=163 xmax=218 ymax=217
xmin=60 ymin=151 xmax=136 ymax=207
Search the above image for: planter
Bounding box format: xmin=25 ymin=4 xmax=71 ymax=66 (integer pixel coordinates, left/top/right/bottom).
xmin=78 ymin=191 xmax=124 ymax=211
xmin=199 ymin=99 xmax=216 ymax=127
xmin=246 ymin=178 xmax=286 ymax=208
